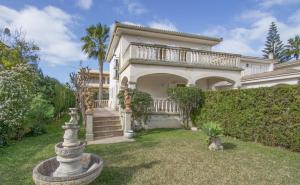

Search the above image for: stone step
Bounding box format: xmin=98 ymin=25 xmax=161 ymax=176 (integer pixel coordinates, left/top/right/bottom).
xmin=93 ymin=116 xmax=120 ymax=122
xmin=93 ymin=125 xmax=122 ymax=132
xmin=93 ymin=130 xmax=123 ymax=138
xmin=94 ymin=135 xmax=123 ymax=140
xmin=93 ymin=120 xmax=121 ymax=127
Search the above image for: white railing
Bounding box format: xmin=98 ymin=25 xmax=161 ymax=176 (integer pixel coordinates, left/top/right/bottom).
xmin=123 ymin=43 xmax=240 ymax=69
xmin=151 ymin=99 xmax=179 ymax=113
xmin=94 ymin=100 xmax=109 ymax=108
xmin=190 ymin=50 xmax=239 ymax=68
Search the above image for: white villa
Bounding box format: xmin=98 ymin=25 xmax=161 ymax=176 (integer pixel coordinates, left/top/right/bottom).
xmin=86 ymin=22 xmax=300 ymax=140
xmin=106 ymin=23 xmax=300 ymax=109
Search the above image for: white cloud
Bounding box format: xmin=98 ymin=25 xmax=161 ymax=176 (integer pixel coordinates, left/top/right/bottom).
xmin=0 ymin=5 xmax=85 ymax=66
xmin=204 ymin=9 xmax=300 ymax=56
xmin=238 ymin=10 xmax=271 ymax=20
xmin=148 ymin=19 xmax=177 ymax=31
xmin=258 ymin=0 xmax=300 ymax=8
xmin=122 ymin=21 xmax=143 ymax=27
xmin=76 ymin=0 xmax=93 ymax=10
xmin=123 ymin=0 xmax=147 ymax=15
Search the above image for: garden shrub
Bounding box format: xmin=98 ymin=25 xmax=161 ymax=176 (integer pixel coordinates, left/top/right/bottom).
xmin=168 ymin=87 xmax=204 ymax=129
xmin=0 ymin=64 xmax=38 ymax=142
xmin=117 ymin=89 xmax=153 ymax=130
xmin=26 ymin=94 xmax=54 ymax=124
xmin=196 ymin=85 xmax=300 ymax=152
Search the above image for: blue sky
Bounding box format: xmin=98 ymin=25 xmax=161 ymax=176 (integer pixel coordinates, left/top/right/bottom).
xmin=0 ymin=0 xmax=300 ymax=82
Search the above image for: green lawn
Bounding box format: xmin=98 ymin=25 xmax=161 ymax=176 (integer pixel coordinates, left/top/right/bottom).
xmin=1 ymin=117 xmax=300 ymax=185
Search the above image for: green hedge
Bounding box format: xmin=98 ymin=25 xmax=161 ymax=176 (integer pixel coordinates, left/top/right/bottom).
xmin=196 ymin=85 xmax=300 ymax=152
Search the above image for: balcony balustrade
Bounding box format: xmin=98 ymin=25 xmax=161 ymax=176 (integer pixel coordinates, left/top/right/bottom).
xmin=94 ymin=100 xmax=109 ymax=108
xmin=151 ymin=99 xmax=179 ymax=113
xmin=123 ymin=43 xmax=241 ymax=69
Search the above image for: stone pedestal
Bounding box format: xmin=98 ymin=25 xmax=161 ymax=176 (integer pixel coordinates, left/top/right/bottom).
xmin=85 ymin=111 xmax=94 ymax=141
xmin=208 ymin=137 xmax=223 ymax=151
xmin=124 ymin=110 xmax=132 ymax=132
xmin=53 ymin=108 xmax=85 ymax=177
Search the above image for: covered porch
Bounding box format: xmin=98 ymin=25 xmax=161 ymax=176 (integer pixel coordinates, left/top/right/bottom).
xmin=119 ymin=72 xmax=239 ymax=114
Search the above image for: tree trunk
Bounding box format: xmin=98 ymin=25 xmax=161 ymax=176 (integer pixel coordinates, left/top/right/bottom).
xmin=98 ymin=60 xmax=103 ymax=100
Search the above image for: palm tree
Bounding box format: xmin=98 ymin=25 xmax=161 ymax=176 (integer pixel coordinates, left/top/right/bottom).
xmin=285 ymin=35 xmax=300 ymax=61
xmin=81 ymin=23 xmax=109 ymax=100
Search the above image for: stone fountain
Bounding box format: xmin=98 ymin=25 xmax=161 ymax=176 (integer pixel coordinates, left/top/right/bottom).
xmin=33 ymin=108 xmax=103 ymax=185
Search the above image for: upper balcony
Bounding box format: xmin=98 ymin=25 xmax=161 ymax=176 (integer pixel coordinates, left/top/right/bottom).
xmin=122 ymin=42 xmax=241 ymax=70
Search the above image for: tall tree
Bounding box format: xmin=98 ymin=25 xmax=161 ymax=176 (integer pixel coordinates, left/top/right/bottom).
xmin=81 ymin=23 xmax=109 ymax=100
xmin=0 ymin=28 xmax=39 ymax=70
xmin=262 ymin=22 xmax=285 ymax=62
xmin=284 ymin=35 xmax=300 ymax=61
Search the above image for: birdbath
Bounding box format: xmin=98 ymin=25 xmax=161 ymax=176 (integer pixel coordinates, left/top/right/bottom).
xmin=32 ymin=108 xmax=103 ymax=185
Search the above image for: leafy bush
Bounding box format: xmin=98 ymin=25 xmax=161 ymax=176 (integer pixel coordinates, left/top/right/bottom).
xmin=202 ymin=122 xmax=223 ymax=144
xmin=52 ymin=83 xmax=75 ymax=117
xmin=26 ymin=94 xmax=54 ymax=123
xmin=168 ymin=87 xmax=204 ymax=129
xmin=0 ymin=64 xmax=38 ymax=142
xmin=118 ymin=89 xmax=153 ymax=130
xmin=196 ymin=86 xmax=300 ymax=152
xmin=26 ymin=124 xmax=47 ymax=137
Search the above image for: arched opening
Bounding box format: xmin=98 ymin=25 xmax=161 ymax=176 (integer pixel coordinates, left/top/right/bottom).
xmin=196 ymin=76 xmax=236 ymax=91
xmin=120 ymin=76 xmax=129 ymax=88
xmin=137 ymin=73 xmax=188 ymax=98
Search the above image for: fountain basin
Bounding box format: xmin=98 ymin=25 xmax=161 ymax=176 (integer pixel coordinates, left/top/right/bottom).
xmin=33 ymin=153 xmax=103 ymax=185
xmin=55 ymin=142 xmax=85 ymax=157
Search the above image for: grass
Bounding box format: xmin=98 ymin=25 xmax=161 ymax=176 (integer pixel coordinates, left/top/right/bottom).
xmin=1 ymin=117 xmax=300 ymax=185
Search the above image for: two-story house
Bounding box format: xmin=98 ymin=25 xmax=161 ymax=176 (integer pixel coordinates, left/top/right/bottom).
xmin=97 ymin=22 xmax=300 ymax=130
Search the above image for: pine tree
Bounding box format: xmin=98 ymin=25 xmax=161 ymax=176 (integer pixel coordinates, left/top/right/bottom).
xmin=262 ymin=22 xmax=285 ymax=62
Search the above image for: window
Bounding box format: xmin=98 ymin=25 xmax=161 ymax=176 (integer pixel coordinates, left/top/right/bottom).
xmin=114 ymin=59 xmax=119 ymax=80
xmin=246 ymin=63 xmax=249 ymax=67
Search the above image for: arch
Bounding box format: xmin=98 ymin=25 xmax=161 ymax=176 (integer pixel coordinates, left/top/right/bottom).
xmin=120 ymin=76 xmax=129 ymax=87
xmin=136 ymin=73 xmax=188 ymax=98
xmin=132 ymin=69 xmax=191 ymax=83
xmin=195 ymin=76 xmax=237 ymax=90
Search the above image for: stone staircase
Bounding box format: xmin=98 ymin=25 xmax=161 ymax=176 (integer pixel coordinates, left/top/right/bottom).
xmin=93 ymin=115 xmax=123 ymax=140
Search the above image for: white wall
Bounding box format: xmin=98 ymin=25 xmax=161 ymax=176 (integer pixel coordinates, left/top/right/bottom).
xmin=240 ymin=61 xmax=272 ymax=76
xmin=109 ymin=40 xmax=121 ymax=109
xmin=242 ymin=78 xmax=299 ymax=88
xmin=147 ymin=114 xmax=182 ymax=129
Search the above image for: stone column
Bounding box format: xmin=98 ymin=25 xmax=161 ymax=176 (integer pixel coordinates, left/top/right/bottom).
xmin=187 ymin=80 xmax=196 ymax=87
xmin=85 ymin=110 xmax=94 ymax=141
xmin=85 ymin=89 xmax=94 ymax=141
xmin=124 ymin=109 xmax=132 ymax=132
xmin=123 ymin=83 xmax=134 ymax=138
xmin=128 ymin=81 xmax=136 ymax=89
xmin=233 ymin=81 xmax=241 ymax=89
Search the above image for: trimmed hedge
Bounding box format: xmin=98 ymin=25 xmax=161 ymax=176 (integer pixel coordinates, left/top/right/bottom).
xmin=196 ymin=85 xmax=300 ymax=152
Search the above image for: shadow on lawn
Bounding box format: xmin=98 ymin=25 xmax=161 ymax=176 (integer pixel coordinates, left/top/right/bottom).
xmin=134 ymin=128 xmax=181 ymax=138
xmin=91 ymin=161 xmax=160 ymax=185
xmin=223 ymin=142 xmax=237 ymax=150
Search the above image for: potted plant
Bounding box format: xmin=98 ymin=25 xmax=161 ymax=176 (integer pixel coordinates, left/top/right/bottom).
xmin=202 ymin=122 xmax=223 ymax=151
xmin=124 ymin=130 xmax=134 ymax=139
